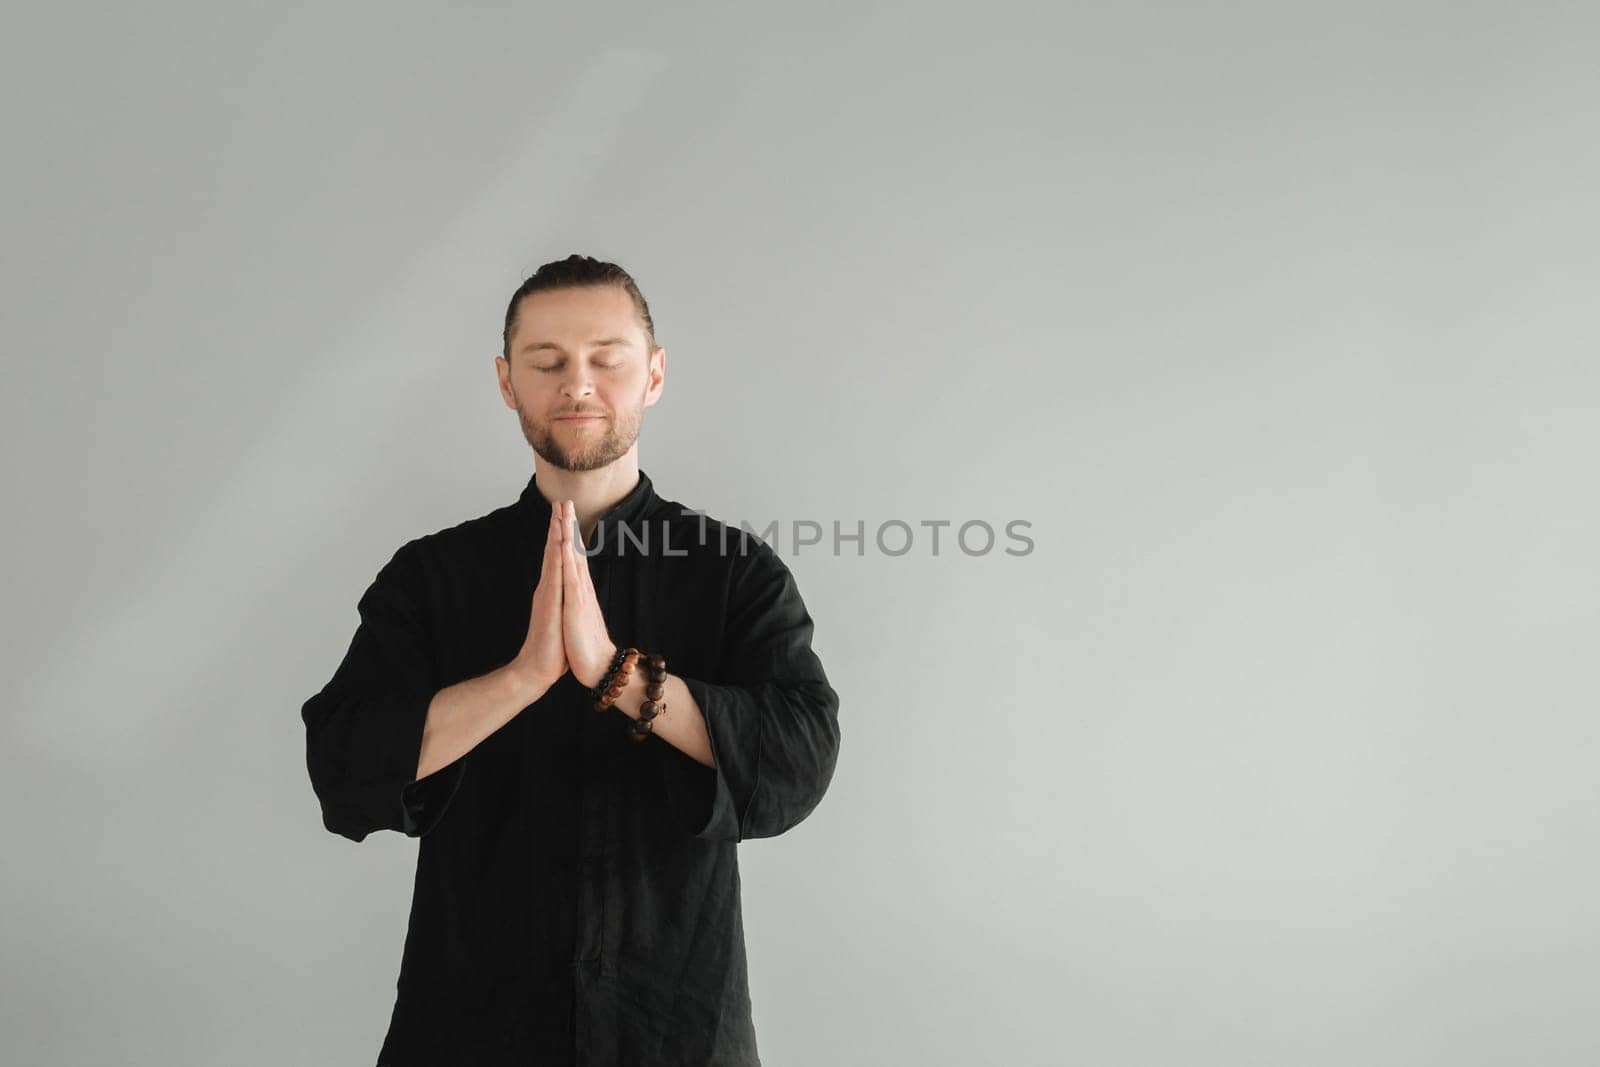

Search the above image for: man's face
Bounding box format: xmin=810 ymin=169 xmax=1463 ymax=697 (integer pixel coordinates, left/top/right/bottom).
xmin=497 ymin=285 xmax=664 ymax=472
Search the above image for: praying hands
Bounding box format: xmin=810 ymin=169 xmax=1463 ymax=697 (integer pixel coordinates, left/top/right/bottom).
xmin=517 ymin=499 xmax=620 ymax=693
xmin=508 ymin=498 xmax=714 ymax=769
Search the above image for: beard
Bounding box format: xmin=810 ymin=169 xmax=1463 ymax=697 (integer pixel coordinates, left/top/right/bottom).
xmin=514 ymin=388 xmax=645 ymax=472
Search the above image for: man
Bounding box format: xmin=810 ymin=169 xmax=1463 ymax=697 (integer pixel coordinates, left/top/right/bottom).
xmin=300 ymin=254 xmax=842 ymax=1066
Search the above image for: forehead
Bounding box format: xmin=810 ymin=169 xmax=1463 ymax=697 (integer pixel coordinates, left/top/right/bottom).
xmin=510 ymin=285 xmax=644 ymax=351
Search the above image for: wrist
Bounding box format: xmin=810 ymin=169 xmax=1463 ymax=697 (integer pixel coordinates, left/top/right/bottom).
xmin=506 ymin=655 xmax=559 ymax=703
xmin=610 ymin=667 xmax=651 ymax=719
xmin=579 ymin=642 xmax=621 ymax=691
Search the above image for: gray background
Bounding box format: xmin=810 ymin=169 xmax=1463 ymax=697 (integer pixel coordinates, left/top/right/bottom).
xmin=2 ymin=3 xmax=1596 ymax=1064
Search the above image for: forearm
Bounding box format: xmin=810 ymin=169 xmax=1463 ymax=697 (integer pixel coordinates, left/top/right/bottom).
xmin=609 ymin=671 xmax=714 ymax=768
xmin=415 ymin=660 xmax=549 ymax=780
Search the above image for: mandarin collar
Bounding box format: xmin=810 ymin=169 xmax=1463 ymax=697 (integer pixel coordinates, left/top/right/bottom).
xmin=518 ymin=467 xmax=658 ymax=553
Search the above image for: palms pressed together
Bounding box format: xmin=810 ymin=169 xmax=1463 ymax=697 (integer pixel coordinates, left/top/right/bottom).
xmin=518 ymin=499 xmax=620 ymax=694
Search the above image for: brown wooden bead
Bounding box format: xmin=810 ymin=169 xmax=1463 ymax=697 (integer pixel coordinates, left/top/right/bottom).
xmin=592 ymin=647 xmax=638 ymax=710
xmin=594 ymin=648 xmax=643 ymax=711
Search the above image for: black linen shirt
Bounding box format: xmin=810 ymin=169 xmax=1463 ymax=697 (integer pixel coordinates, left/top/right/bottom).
xmin=300 ymin=468 xmax=842 ymax=1066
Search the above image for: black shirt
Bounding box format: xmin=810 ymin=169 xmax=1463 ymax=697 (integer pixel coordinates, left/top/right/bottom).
xmin=300 ymin=468 xmax=842 ymax=1066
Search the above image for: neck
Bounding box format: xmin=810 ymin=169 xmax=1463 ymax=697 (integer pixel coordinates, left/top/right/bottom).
xmin=534 ymin=455 xmax=641 ymax=544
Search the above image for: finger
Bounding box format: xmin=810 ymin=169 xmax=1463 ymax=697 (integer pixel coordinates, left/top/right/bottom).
xmin=548 ymin=515 xmax=564 ymax=610
xmin=538 ymin=505 xmax=561 ymax=590
xmin=565 ymin=502 xmax=598 ymax=618
xmin=573 ymin=503 xmax=598 ymax=593
xmin=577 ymin=505 xmax=600 ymax=606
xmin=561 ymin=504 xmax=582 ymax=600
xmin=567 ymin=506 xmax=590 ymax=584
xmin=552 ymin=504 xmax=568 ymax=594
xmin=578 ymin=527 xmax=599 ymax=605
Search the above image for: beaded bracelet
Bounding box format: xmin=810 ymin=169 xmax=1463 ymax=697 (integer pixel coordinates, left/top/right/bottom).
xmin=625 ymin=653 xmax=668 ymax=742
xmin=591 ymin=645 xmax=629 ymax=703
xmin=592 ymin=647 xmax=640 ymax=712
xmin=591 ymin=647 xmax=669 ymax=739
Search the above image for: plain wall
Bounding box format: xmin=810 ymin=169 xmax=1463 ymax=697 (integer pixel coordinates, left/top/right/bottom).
xmin=2 ymin=3 xmax=1596 ymax=1064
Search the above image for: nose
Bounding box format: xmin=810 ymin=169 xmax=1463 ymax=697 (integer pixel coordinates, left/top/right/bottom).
xmin=557 ymin=364 xmax=595 ymax=400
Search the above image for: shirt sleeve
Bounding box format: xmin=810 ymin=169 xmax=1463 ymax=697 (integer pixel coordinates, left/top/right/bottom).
xmin=300 ymin=540 xmax=466 ymax=843
xmin=654 ymin=538 xmax=842 ymax=843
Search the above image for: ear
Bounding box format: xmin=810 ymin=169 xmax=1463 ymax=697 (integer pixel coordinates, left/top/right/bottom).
xmin=495 ymin=356 xmax=517 ymax=409
xmin=644 ymin=346 xmax=666 ymax=407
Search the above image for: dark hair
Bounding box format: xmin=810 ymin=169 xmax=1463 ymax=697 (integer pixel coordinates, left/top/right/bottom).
xmin=501 ymin=254 xmax=657 ymax=359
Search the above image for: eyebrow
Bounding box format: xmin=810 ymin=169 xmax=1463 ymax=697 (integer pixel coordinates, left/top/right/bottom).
xmin=519 ymin=337 xmax=632 ymax=356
